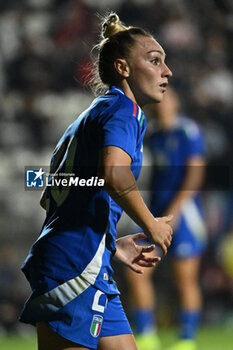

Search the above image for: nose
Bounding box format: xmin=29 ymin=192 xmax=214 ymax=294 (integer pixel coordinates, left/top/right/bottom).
xmin=163 ymin=63 xmax=172 ymax=78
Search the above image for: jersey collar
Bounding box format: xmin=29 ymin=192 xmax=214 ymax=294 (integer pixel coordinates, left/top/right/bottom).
xmin=106 ymin=86 xmax=145 ymax=126
xmin=107 ymin=86 xmax=125 ymax=95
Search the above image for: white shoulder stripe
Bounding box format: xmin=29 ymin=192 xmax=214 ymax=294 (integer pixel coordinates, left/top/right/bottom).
xmin=137 ymin=107 xmax=142 ymax=121
xmin=114 ymin=87 xmax=125 ymax=95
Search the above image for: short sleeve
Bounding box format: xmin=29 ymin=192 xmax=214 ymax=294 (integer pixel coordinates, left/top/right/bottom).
xmin=184 ymin=123 xmax=205 ymax=158
xmin=99 ymin=113 xmax=139 ymax=160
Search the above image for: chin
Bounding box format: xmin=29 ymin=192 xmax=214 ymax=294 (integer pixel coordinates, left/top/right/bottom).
xmin=141 ymin=92 xmax=163 ymax=106
xmin=155 ymin=91 xmax=165 ymax=103
xmin=151 ymin=95 xmax=163 ymax=103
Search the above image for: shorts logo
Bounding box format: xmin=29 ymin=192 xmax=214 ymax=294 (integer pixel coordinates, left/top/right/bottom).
xmin=26 ymin=168 xmax=45 ymax=188
xmin=90 ymin=315 xmax=103 ymax=338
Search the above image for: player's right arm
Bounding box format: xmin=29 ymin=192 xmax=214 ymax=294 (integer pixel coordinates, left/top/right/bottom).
xmin=98 ymin=145 xmax=173 ymax=254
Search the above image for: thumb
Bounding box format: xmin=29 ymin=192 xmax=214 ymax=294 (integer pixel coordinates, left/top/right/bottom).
xmin=163 ymin=214 xmax=174 ymax=222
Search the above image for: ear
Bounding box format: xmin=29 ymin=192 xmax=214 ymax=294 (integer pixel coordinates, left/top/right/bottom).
xmin=114 ymin=58 xmax=130 ymax=78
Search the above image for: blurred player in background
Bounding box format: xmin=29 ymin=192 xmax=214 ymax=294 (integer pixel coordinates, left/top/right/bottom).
xmin=126 ymin=87 xmax=207 ymax=350
xmin=19 ymin=12 xmax=173 ymax=350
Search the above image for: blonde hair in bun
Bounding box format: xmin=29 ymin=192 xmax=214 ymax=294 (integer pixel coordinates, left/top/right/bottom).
xmin=101 ymin=13 xmax=128 ymax=39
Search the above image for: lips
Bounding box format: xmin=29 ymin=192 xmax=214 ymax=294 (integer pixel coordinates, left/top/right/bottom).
xmin=159 ymin=82 xmax=168 ymax=88
xmin=159 ymin=82 xmax=168 ymax=92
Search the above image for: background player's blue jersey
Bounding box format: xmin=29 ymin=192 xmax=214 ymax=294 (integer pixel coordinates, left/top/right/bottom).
xmin=148 ymin=115 xmax=205 ymax=215
xmin=147 ymin=115 xmax=206 ymax=257
xmin=22 ymin=86 xmax=146 ymax=298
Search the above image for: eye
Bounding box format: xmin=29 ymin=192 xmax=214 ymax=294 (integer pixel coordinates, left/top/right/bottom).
xmin=151 ymin=58 xmax=160 ymax=65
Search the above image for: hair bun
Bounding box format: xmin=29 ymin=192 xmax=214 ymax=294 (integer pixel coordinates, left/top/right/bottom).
xmin=108 ymin=14 xmax=119 ymax=25
xmin=102 ymin=12 xmax=128 ymax=39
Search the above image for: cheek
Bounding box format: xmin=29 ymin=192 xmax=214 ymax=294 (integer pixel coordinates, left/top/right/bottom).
xmin=131 ymin=60 xmax=151 ymax=78
xmin=136 ymin=68 xmax=156 ymax=85
xmin=142 ymin=66 xmax=160 ymax=84
xmin=130 ymin=63 xmax=160 ymax=89
xmin=150 ymin=67 xmax=161 ymax=81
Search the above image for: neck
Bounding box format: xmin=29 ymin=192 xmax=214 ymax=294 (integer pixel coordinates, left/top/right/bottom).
xmin=116 ymin=80 xmax=138 ymax=105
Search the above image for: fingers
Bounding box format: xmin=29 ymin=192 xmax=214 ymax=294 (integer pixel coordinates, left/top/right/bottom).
xmin=158 ymin=214 xmax=174 ymax=223
xmin=160 ymin=243 xmax=167 ymax=255
xmin=129 ymin=258 xmax=159 ymax=274
xmin=164 ymin=237 xmax=171 ymax=248
xmin=132 ymin=224 xmax=173 ymax=258
xmin=136 ymin=257 xmax=161 ymax=265
xmin=132 ymin=232 xmax=147 ymax=242
xmin=140 ymin=244 xmax=155 ymax=253
xmin=156 ymin=216 xmax=174 ymax=237
xmin=165 ymin=214 xmax=174 ymax=222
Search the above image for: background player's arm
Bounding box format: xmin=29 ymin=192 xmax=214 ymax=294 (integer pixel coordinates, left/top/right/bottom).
xmin=98 ymin=146 xmax=173 ymax=254
xmin=163 ymin=156 xmax=205 ymax=225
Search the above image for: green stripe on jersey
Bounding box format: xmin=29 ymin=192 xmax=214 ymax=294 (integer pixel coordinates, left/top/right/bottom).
xmin=140 ymin=114 xmax=145 ymax=126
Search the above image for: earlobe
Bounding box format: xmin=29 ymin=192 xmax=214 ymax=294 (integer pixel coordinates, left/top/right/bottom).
xmin=114 ymin=59 xmax=130 ymax=78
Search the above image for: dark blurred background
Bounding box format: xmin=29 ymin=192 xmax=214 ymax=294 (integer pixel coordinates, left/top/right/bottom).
xmin=0 ymin=0 xmax=233 ymax=335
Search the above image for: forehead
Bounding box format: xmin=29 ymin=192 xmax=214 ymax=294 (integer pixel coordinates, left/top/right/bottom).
xmin=132 ymin=36 xmax=165 ymax=57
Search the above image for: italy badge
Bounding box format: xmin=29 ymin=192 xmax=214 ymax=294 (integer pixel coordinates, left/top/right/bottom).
xmin=90 ymin=315 xmax=103 ymax=337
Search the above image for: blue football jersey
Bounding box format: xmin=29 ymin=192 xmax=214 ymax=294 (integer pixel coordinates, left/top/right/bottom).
xmin=148 ymin=115 xmax=205 ymax=215
xmin=22 ymin=86 xmax=147 ymax=299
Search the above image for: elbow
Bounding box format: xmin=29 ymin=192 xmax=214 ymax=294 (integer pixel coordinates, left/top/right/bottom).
xmin=98 ymin=165 xmax=135 ymax=195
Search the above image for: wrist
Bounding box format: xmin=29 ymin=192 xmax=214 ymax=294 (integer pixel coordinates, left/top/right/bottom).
xmin=142 ymin=216 xmax=158 ymax=237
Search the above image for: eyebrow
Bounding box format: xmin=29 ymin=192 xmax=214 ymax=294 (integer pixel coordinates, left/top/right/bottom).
xmin=147 ymin=50 xmax=166 ymax=58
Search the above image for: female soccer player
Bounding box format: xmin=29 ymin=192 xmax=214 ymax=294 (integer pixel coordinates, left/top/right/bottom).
xmin=20 ymin=13 xmax=173 ymax=350
xmin=126 ymin=87 xmax=207 ymax=350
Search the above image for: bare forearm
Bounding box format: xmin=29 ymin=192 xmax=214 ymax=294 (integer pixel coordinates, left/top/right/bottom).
xmin=102 ymin=167 xmax=155 ymax=238
xmin=98 ymin=146 xmax=173 ymax=252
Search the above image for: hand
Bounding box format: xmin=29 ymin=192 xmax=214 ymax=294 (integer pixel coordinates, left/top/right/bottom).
xmin=114 ymin=233 xmax=161 ymax=274
xmin=163 ymin=206 xmax=180 ymax=230
xmin=146 ymin=215 xmax=173 ymax=255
